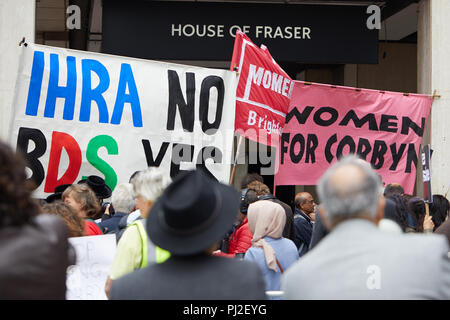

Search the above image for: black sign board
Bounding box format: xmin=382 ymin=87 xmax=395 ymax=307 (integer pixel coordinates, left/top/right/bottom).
xmin=102 ymin=0 xmax=378 ymax=64
xmin=422 ymin=144 xmax=432 ymax=203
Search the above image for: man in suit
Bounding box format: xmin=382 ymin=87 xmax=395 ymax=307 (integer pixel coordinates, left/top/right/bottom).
xmin=110 ymin=169 xmax=266 ymax=300
xmin=282 ymin=155 xmax=450 ymax=299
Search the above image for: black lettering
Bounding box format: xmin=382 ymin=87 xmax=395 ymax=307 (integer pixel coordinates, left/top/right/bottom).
xmin=356 ymin=138 xmax=372 ymax=161
xmin=389 ymin=143 xmax=406 ymax=170
xmin=313 ymin=107 xmax=339 ymax=127
xmin=325 ymin=134 xmax=337 ymax=163
xmin=289 ymin=134 xmax=305 ymax=164
xmin=285 ymin=106 xmax=314 ymax=124
xmin=281 ymin=133 xmax=290 ymax=164
xmin=370 ymin=140 xmax=387 ymax=169
xmin=405 ymin=143 xmax=418 ymax=173
xmin=167 ymin=70 xmax=195 ymax=132
xmin=336 ymin=136 xmax=356 ymax=159
xmin=141 ymin=140 xmax=170 ymax=167
xmin=305 ymin=134 xmax=318 ymax=163
xmin=339 ymin=110 xmax=378 ymax=131
xmin=199 ymin=76 xmax=224 ymax=134
xmin=379 ymin=114 xmax=398 ymax=133
xmin=16 ymin=127 xmax=46 ymax=189
xmin=401 ymin=117 xmax=426 ymax=137
xmin=170 ymin=143 xmax=194 ymax=178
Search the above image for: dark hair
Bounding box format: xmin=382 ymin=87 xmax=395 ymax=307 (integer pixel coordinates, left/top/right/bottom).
xmin=429 ymin=195 xmax=450 ymax=231
xmin=386 ymin=194 xmax=409 ymax=232
xmin=246 ymin=180 xmax=271 ymax=197
xmin=408 ymin=197 xmax=426 ymax=232
xmin=240 ymin=173 xmax=264 ymax=189
xmin=41 ymin=202 xmax=85 ymax=237
xmin=384 ymin=183 xmax=404 ymax=197
xmin=240 ymin=189 xmax=258 ymax=214
xmin=0 ymin=141 xmax=39 ymax=228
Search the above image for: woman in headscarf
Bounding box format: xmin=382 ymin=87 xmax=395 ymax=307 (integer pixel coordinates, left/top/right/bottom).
xmin=244 ymin=200 xmax=299 ymax=299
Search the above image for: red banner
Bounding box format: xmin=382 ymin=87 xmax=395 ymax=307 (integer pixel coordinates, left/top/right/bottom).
xmin=230 ymin=31 xmax=292 ymax=146
xmin=274 ymin=82 xmax=433 ymax=194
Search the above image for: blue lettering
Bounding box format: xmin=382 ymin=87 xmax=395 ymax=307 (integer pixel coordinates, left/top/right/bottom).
xmin=44 ymin=54 xmax=77 ymax=120
xmin=80 ymin=59 xmax=110 ymax=123
xmin=111 ymin=63 xmax=143 ymax=127
xmin=25 ymin=51 xmax=45 ymax=116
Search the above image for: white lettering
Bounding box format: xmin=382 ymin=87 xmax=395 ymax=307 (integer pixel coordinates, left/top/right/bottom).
xmin=264 ymin=26 xmax=273 ymax=38
xmin=207 ymin=25 xmax=216 ymax=37
xmin=282 ymin=78 xmax=291 ymax=97
xmin=271 ymin=73 xmax=283 ymax=93
xmin=255 ymin=26 xmax=264 ymax=38
xmin=294 ymin=27 xmax=302 ymax=39
xmin=284 ymin=26 xmax=293 ymax=39
xmin=196 ymin=25 xmax=206 ymax=37
xmin=262 ymin=70 xmax=272 ymax=89
xmin=248 ymin=110 xmax=257 ymax=126
xmin=171 ymin=24 xmax=182 ymax=36
xmin=244 ymin=64 xmax=263 ymax=99
xmin=273 ymin=26 xmax=284 ymax=38
xmin=229 ymin=25 xmax=240 ymax=37
xmin=303 ymin=27 xmax=311 ymax=39
xmin=217 ymin=25 xmax=224 ymax=37
xmin=183 ymin=24 xmax=195 ymax=37
xmin=366 ymin=265 xmax=381 ymax=290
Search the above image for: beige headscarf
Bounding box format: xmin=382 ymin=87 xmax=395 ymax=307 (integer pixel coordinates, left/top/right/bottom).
xmin=247 ymin=200 xmax=286 ymax=272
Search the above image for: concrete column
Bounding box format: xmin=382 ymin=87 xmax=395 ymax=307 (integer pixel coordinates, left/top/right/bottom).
xmin=418 ymin=0 xmax=450 ymax=196
xmin=0 ymin=0 xmax=35 ymax=141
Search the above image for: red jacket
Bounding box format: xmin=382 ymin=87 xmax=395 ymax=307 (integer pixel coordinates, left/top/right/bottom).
xmin=216 ymin=217 xmax=253 ymax=258
xmin=84 ymin=220 xmax=103 ymax=236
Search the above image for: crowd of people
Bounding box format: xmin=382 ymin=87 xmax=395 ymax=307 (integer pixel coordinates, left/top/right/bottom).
xmin=1 ymin=138 xmax=450 ymax=299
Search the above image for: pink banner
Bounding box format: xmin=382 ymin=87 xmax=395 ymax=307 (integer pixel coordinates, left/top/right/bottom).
xmin=274 ymin=82 xmax=433 ymax=195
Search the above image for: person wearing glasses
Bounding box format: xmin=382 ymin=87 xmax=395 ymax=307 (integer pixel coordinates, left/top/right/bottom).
xmin=293 ymin=192 xmax=316 ymax=257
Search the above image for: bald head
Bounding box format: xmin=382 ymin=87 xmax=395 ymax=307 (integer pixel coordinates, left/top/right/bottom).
xmin=294 ymin=192 xmax=316 ymax=215
xmin=329 ymin=163 xmax=367 ymax=198
xmin=317 ymin=155 xmax=383 ymax=228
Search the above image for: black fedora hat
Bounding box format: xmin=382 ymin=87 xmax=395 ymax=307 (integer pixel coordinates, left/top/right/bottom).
xmin=45 ymin=184 xmax=72 ymax=203
xmin=78 ymin=175 xmax=112 ymax=199
xmin=146 ymin=169 xmax=239 ymax=256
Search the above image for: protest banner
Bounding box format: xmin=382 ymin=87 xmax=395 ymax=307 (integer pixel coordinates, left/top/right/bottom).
xmin=422 ymin=144 xmax=433 ymax=203
xmin=66 ymin=234 xmax=116 ymax=300
xmin=9 ymin=44 xmax=237 ymax=199
xmin=231 ymin=31 xmax=292 ymax=146
xmin=275 ymin=82 xmax=433 ymax=195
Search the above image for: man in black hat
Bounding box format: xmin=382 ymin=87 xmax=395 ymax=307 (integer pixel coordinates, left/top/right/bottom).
xmin=110 ymin=169 xmax=266 ymax=300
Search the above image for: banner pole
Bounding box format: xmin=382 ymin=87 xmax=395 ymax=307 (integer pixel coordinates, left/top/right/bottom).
xmin=229 ymin=135 xmax=244 ymax=186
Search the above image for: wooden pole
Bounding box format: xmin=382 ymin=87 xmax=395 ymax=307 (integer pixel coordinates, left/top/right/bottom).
xmin=229 ymin=135 xmax=244 ymax=186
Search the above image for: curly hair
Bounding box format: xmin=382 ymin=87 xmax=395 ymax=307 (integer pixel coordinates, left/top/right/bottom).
xmin=0 ymin=141 xmax=39 ymax=228
xmin=62 ymin=184 xmax=101 ymax=220
xmin=41 ymin=201 xmax=85 ymax=237
xmin=246 ymin=180 xmax=271 ymax=197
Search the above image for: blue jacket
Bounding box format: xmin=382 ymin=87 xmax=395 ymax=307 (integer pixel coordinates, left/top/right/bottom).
xmin=98 ymin=212 xmax=128 ymax=234
xmin=293 ymin=208 xmax=313 ymax=256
